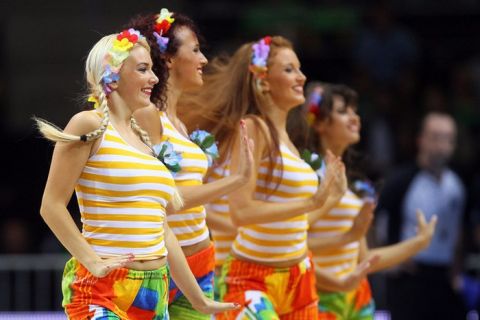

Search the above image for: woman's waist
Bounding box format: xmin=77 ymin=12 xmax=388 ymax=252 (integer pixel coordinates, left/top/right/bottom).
xmin=231 ymin=237 xmax=309 ymax=267
xmin=180 ymin=237 xmax=212 ymax=257
xmin=231 ymin=250 xmax=309 ymax=268
xmin=124 ymin=255 xmax=167 ymax=271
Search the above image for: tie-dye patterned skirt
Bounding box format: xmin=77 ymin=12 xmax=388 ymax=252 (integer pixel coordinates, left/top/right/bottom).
xmin=216 ymin=254 xmax=319 ymax=320
xmin=62 ymin=257 xmax=170 ymax=320
xmin=317 ymin=278 xmax=375 ymax=320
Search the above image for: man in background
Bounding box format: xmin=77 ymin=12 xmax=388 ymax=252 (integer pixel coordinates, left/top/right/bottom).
xmin=376 ymin=112 xmax=466 ymax=320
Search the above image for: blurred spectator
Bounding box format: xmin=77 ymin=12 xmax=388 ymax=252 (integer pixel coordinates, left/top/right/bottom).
xmin=376 ymin=112 xmax=466 ymax=320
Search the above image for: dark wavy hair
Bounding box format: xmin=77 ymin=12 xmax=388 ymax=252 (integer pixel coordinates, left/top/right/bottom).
xmin=125 ymin=12 xmax=202 ymax=110
xmin=288 ymin=82 xmax=367 ymax=183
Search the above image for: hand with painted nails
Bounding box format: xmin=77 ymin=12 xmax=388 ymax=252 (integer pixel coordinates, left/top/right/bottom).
xmin=414 ymin=209 xmax=438 ymax=250
xmin=337 ymin=255 xmax=380 ymax=291
xmin=192 ymin=297 xmax=240 ymax=314
xmin=85 ymin=253 xmax=135 ymax=278
xmin=236 ymin=120 xmax=255 ymax=183
xmin=312 ymin=150 xmax=344 ymax=208
xmin=346 ymin=201 xmax=375 ymax=242
xmin=328 ymin=151 xmax=348 ymax=204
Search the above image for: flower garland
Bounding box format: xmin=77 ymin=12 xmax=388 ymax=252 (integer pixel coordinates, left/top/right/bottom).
xmin=300 ymin=149 xmax=323 ymax=171
xmin=249 ymin=36 xmax=272 ymax=79
xmin=153 ymin=140 xmax=182 ymax=173
xmin=153 ymin=8 xmax=175 ymax=53
xmin=306 ymin=87 xmax=323 ymax=125
xmin=352 ymin=179 xmax=376 ymax=201
xmin=190 ymin=129 xmax=219 ymax=167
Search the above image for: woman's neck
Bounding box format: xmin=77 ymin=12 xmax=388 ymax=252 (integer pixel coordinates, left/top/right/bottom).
xmin=107 ymin=94 xmax=133 ymax=127
xmin=165 ymin=79 xmax=182 ymax=120
xmin=319 ymin=138 xmax=347 ymax=158
xmin=266 ymin=104 xmax=288 ymax=135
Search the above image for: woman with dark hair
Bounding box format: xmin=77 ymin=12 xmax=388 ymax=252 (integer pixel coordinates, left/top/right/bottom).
xmin=126 ymin=9 xmax=252 ymax=319
xmin=293 ymin=82 xmax=438 ymax=319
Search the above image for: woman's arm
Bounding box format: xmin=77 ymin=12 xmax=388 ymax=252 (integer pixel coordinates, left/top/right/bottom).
xmin=135 ymin=107 xmax=254 ymax=211
xmin=314 ymin=255 xmax=379 ymax=292
xmin=307 ymin=157 xmax=348 ymax=225
xmin=360 ymin=210 xmax=437 ymax=273
xmin=206 ymin=210 xmax=237 ymax=235
xmin=176 ymin=121 xmax=254 ymax=208
xmin=228 ymin=118 xmax=342 ymax=226
xmin=164 ymin=223 xmax=238 ymax=314
xmin=40 ymin=111 xmax=133 ymax=277
xmin=308 ymin=201 xmax=375 ymax=253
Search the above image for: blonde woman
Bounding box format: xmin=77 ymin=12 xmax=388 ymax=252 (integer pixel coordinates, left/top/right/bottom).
xmin=35 ymin=29 xmax=236 ymax=319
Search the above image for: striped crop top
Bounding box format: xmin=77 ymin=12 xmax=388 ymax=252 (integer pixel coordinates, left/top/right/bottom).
xmin=309 ymin=189 xmax=363 ymax=279
xmin=205 ymin=162 xmax=236 ymax=266
xmin=75 ymin=124 xmax=176 ymax=260
xmin=232 ymin=144 xmax=319 ymax=262
xmin=159 ymin=112 xmax=210 ymax=247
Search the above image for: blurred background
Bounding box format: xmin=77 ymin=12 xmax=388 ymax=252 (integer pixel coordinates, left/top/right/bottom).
xmin=1 ymin=0 xmax=480 ymax=318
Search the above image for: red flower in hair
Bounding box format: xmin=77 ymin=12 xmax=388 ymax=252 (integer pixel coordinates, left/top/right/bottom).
xmin=309 ymin=104 xmax=320 ymax=116
xmin=117 ymin=29 xmax=139 ymax=44
xmin=154 ymin=20 xmax=172 ymax=35
xmin=263 ymin=36 xmax=272 ymax=45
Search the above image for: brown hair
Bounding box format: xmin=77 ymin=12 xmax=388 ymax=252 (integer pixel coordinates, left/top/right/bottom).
xmin=180 ymin=37 xmax=294 ymax=186
xmin=126 ymin=12 xmax=203 ymax=110
xmin=288 ymin=82 xmax=366 ymax=183
xmin=297 ymin=82 xmax=358 ymax=153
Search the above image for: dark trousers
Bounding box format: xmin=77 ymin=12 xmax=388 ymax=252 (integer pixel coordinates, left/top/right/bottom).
xmin=386 ymin=263 xmax=466 ymax=320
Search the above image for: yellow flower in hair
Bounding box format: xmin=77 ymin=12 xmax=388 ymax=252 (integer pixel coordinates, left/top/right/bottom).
xmin=306 ymin=112 xmax=316 ymax=126
xmin=88 ymin=95 xmax=100 ymax=109
xmin=113 ymin=37 xmax=134 ymax=52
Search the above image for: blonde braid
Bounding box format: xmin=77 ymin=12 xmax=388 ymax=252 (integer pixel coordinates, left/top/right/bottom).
xmin=34 ymin=117 xmax=85 ymax=143
xmin=130 ymin=115 xmax=184 ymax=210
xmin=82 ymin=90 xmax=110 ymax=142
xmin=34 ymin=91 xmax=109 ymax=143
xmin=130 ymin=116 xmax=152 ymax=147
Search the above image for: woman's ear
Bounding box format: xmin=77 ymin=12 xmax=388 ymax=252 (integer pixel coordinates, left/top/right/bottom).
xmin=108 ymin=81 xmax=119 ymax=91
xmin=257 ymin=78 xmax=270 ymax=93
xmin=165 ymin=55 xmax=174 ymax=70
xmin=313 ymin=119 xmax=327 ymax=135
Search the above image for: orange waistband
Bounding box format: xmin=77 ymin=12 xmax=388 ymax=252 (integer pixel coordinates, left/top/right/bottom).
xmin=186 ymin=242 xmax=215 ymax=277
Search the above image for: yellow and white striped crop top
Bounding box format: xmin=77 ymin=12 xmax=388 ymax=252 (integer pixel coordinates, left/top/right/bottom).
xmin=232 ymin=144 xmax=318 ymax=262
xmin=309 ymin=189 xmax=363 ymax=279
xmin=75 ymin=124 xmax=176 ymax=260
xmin=205 ymin=162 xmax=236 ymax=266
xmin=159 ymin=112 xmax=210 ymax=246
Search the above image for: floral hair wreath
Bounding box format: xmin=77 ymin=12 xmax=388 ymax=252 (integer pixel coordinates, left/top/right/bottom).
xmin=249 ymin=36 xmax=272 ymax=79
xmin=153 ymin=8 xmax=175 ymax=53
xmin=306 ymin=87 xmax=323 ymax=126
xmin=88 ymin=28 xmax=144 ymax=106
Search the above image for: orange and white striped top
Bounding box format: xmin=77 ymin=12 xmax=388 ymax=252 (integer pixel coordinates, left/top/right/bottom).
xmin=206 ymin=162 xmax=236 ymax=266
xmin=160 ymin=112 xmax=210 ymax=247
xmin=75 ymin=124 xmax=176 ymax=260
xmin=309 ymin=189 xmax=363 ymax=279
xmin=232 ymin=144 xmax=318 ymax=262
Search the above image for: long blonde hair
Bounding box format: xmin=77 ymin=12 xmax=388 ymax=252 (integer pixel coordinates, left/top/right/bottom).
xmin=35 ymin=34 xmax=184 ymax=209
xmin=34 ymin=35 xmax=152 ymax=146
xmin=180 ymin=36 xmax=294 ymax=187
